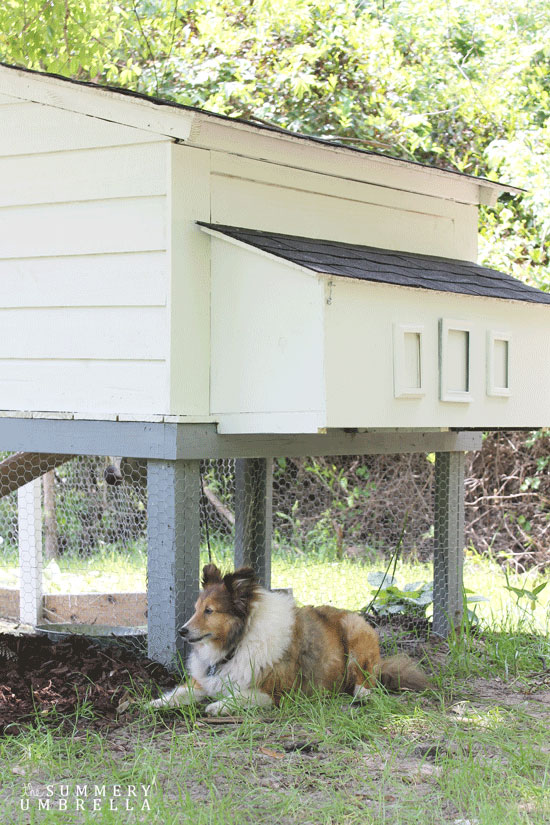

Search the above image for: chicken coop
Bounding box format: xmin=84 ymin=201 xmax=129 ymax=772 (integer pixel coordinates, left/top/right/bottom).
xmin=1 ymin=62 xmax=549 ymax=667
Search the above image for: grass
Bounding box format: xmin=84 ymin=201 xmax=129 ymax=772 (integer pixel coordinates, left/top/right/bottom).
xmin=1 ymin=637 xmax=549 ymax=824
xmin=1 ymin=542 xmax=549 ymax=632
xmin=0 ymin=546 xmax=549 ymax=822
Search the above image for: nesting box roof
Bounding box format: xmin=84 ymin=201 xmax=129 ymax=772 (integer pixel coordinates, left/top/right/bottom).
xmin=200 ymin=223 xmax=550 ymax=305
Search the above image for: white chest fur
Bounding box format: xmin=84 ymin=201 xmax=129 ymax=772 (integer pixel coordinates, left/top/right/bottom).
xmin=188 ymin=589 xmax=295 ymax=695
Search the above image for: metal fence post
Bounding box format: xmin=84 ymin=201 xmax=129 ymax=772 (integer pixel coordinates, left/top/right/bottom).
xmin=234 ymin=457 xmax=272 ymax=588
xmin=18 ymin=478 xmax=43 ymax=626
xmin=146 ymin=459 xmax=200 ymax=669
xmin=433 ymin=451 xmax=465 ymax=636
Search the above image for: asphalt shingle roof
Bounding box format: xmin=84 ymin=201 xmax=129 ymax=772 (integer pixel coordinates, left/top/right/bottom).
xmin=199 ymin=223 xmax=550 ymax=305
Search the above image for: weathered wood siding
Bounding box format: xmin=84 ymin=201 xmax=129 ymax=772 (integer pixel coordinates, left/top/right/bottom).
xmin=0 ymin=100 xmax=170 ymax=415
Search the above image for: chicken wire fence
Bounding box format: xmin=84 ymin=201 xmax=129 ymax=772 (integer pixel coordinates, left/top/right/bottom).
xmin=0 ymin=451 xmax=470 ymax=634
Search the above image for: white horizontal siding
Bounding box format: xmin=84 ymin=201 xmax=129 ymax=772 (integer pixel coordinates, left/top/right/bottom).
xmin=0 ymin=306 xmax=166 ymax=360
xmin=0 ymin=93 xmax=20 ymax=104
xmin=0 ymin=143 xmax=167 ymax=207
xmin=0 ymin=121 xmax=170 ymax=417
xmin=0 ymin=252 xmax=167 ymax=307
xmin=0 ymin=102 xmax=167 ymax=155
xmin=0 ymin=196 xmax=165 ymax=259
xmin=0 ymin=359 xmax=167 ymax=414
xmin=211 ymin=174 xmax=474 ymax=260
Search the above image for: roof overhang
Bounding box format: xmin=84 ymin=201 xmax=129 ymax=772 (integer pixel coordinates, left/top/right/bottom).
xmin=0 ymin=62 xmax=521 ymax=206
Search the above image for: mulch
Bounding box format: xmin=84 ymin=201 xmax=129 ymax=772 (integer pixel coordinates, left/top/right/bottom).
xmin=0 ymin=632 xmax=177 ymax=735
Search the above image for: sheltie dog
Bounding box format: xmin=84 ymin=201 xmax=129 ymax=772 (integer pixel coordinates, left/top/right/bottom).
xmin=151 ymin=564 xmax=428 ymax=716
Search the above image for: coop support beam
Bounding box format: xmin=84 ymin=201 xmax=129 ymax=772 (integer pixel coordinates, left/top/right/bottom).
xmin=18 ymin=478 xmax=43 ymax=626
xmin=0 ymin=452 xmax=73 ymax=498
xmin=433 ymin=451 xmax=465 ymax=636
xmin=0 ymin=418 xmax=482 ymax=460
xmin=234 ymin=458 xmax=272 ymax=588
xmin=146 ymin=459 xmax=201 ymax=670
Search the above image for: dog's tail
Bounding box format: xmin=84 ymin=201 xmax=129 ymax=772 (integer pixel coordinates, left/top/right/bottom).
xmin=377 ymin=654 xmax=430 ymax=692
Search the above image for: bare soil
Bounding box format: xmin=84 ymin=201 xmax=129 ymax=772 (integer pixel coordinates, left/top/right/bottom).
xmin=0 ymin=631 xmax=176 ymax=734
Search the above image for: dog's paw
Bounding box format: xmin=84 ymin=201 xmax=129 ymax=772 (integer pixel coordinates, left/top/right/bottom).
xmin=149 ymin=686 xmax=193 ymax=709
xmin=351 ymin=685 xmax=372 ymax=706
xmin=205 ymin=700 xmax=232 ymax=717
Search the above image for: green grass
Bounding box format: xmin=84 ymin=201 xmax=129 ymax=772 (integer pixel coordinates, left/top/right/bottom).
xmin=0 ymin=547 xmax=549 ymax=822
xmin=1 ymin=648 xmax=549 ymax=825
xmin=1 ymin=543 xmax=548 ymax=633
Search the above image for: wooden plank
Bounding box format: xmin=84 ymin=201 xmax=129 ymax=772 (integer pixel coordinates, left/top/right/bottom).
xmin=1 ymin=452 xmax=73 ymax=497
xmin=234 ymin=458 xmax=272 ymax=588
xmin=0 ymin=143 xmax=167 ymax=207
xmin=0 ymin=196 xmax=166 ymax=259
xmin=168 ymin=144 xmax=211 ymax=415
xmin=193 ymin=117 xmax=496 ymax=205
xmin=211 ymin=151 xmax=478 ymax=222
xmin=0 ymin=306 xmax=167 ymax=360
xmin=210 ymin=175 xmax=468 ymax=259
xmin=147 ymin=459 xmax=201 ymax=668
xmin=433 ymin=451 xmax=465 ymax=635
xmin=0 ymin=252 xmax=167 ymax=308
xmin=210 ymin=238 xmax=326 ymax=417
xmin=0 ymin=359 xmax=168 ymax=415
xmin=42 ymin=592 xmax=147 ymax=625
xmin=0 ymin=418 xmax=175 ymax=458
xmin=0 ymin=418 xmax=483 ymax=461
xmin=0 ymin=102 xmax=168 ymax=155
xmin=0 ymin=93 xmax=20 ymax=104
xmin=0 ymin=588 xmax=19 ymax=621
xmin=0 ymin=67 xmax=195 ymax=140
xmin=0 ymin=588 xmax=148 ymax=625
xmin=17 ymin=479 xmax=43 ymax=625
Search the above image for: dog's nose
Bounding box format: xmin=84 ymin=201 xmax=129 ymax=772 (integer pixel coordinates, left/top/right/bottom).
xmin=178 ymin=626 xmax=189 ymax=638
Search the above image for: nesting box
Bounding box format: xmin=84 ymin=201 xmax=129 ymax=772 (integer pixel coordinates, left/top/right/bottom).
xmin=1 ymin=62 xmax=548 ymax=434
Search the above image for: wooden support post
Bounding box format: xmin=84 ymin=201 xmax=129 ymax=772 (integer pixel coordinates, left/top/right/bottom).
xmin=433 ymin=451 xmax=465 ymax=636
xmin=18 ymin=478 xmax=43 ymax=626
xmin=234 ymin=458 xmax=272 ymax=588
xmin=146 ymin=459 xmax=200 ymax=670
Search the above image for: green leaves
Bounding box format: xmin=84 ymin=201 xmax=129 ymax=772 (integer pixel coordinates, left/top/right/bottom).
xmin=3 ymin=1 xmax=550 ymax=291
xmin=366 ymin=572 xmax=434 ymax=617
xmin=503 ymin=568 xmax=548 ymax=611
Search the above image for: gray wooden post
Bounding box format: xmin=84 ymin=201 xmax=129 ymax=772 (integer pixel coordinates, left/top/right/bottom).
xmin=147 ymin=459 xmax=200 ymax=669
xmin=234 ymin=458 xmax=272 ymax=588
xmin=433 ymin=451 xmax=465 ymax=636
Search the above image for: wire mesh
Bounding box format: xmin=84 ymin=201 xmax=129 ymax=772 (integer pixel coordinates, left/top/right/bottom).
xmin=0 ymin=450 xmax=481 ymax=642
xmin=0 ymin=453 xmax=148 ymax=629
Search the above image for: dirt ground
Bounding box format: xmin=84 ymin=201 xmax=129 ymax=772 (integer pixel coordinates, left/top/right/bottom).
xmin=0 ymin=626 xmax=176 ymax=735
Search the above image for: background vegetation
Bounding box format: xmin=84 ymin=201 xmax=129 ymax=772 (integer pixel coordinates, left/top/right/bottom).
xmin=3 ymin=0 xmax=550 ymax=286
xmin=2 ymin=1 xmax=550 ymax=571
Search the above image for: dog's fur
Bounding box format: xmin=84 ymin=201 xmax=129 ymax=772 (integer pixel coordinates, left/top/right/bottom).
xmin=151 ymin=564 xmax=428 ymax=716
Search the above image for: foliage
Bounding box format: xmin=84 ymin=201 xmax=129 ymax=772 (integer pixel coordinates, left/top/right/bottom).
xmin=365 ymin=571 xmax=434 ymax=617
xmin=3 ymin=2 xmax=550 ymax=291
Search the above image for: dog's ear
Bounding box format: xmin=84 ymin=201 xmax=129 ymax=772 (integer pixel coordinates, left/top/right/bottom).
xmin=223 ymin=567 xmax=258 ymax=617
xmin=202 ymin=564 xmax=223 ymax=588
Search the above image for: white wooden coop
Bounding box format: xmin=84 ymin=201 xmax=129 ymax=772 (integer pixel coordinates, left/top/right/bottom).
xmin=1 ymin=62 xmax=549 ymax=666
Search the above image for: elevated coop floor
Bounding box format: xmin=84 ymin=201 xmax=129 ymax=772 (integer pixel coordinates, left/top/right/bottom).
xmin=0 ymin=419 xmax=481 ymax=668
